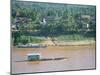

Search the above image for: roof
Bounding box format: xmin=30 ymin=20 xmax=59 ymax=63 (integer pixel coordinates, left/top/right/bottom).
xmin=81 ymin=15 xmax=91 ymax=19
xmin=27 ymin=53 xmax=41 ymax=56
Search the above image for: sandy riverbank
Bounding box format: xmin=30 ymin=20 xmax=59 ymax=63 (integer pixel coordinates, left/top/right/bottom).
xmin=41 ymin=38 xmax=95 ymax=46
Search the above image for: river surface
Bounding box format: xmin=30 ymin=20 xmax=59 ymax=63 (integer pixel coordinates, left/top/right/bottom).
xmin=11 ymin=45 xmax=96 ymax=74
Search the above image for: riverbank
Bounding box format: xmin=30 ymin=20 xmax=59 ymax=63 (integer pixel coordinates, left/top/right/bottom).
xmin=53 ymin=40 xmax=95 ymax=46
xmin=14 ymin=40 xmax=95 ymax=47
xmin=41 ymin=38 xmax=95 ymax=46
xmin=12 ymin=36 xmax=95 ymax=47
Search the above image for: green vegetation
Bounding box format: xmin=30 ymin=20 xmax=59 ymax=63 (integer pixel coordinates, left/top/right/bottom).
xmin=56 ymin=34 xmax=95 ymax=41
xmin=11 ymin=0 xmax=96 ymax=45
xmin=12 ymin=35 xmax=45 ymax=45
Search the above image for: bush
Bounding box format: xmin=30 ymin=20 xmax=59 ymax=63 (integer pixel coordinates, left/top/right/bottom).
xmin=19 ymin=36 xmax=45 ymax=44
xmin=20 ymin=35 xmax=30 ymax=44
xmin=56 ymin=34 xmax=94 ymax=41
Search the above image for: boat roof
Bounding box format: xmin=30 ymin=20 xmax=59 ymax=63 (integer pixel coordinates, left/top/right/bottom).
xmin=27 ymin=53 xmax=41 ymax=56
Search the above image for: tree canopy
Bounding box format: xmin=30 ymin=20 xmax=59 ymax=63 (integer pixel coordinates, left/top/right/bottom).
xmin=11 ymin=0 xmax=96 ymax=45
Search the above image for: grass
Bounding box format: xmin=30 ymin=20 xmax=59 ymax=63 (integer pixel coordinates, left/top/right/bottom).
xmin=12 ymin=33 xmax=95 ymax=46
xmin=15 ymin=36 xmax=46 ymax=45
xmin=56 ymin=34 xmax=95 ymax=42
xmin=30 ymin=36 xmax=45 ymax=43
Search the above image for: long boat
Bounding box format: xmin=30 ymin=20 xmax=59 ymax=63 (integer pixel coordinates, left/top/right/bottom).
xmin=17 ymin=44 xmax=46 ymax=48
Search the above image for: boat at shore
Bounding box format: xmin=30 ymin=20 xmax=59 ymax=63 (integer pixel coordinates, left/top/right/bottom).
xmin=17 ymin=43 xmax=47 ymax=48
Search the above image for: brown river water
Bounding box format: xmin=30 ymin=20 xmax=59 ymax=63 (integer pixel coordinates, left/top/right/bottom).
xmin=11 ymin=45 xmax=96 ymax=74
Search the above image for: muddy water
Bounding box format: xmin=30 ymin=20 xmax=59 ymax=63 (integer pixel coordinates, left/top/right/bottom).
xmin=11 ymin=45 xmax=96 ymax=74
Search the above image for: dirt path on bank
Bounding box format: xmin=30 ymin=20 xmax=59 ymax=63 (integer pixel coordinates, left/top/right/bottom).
xmin=42 ymin=37 xmax=56 ymax=46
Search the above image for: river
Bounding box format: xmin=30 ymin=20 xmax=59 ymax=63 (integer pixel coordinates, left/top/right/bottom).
xmin=11 ymin=45 xmax=96 ymax=74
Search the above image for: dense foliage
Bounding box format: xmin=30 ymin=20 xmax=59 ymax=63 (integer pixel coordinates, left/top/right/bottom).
xmin=11 ymin=0 xmax=96 ymax=45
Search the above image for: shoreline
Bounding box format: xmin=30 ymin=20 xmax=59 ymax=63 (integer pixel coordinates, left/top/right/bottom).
xmin=42 ymin=40 xmax=96 ymax=46
xmin=12 ymin=40 xmax=96 ymax=47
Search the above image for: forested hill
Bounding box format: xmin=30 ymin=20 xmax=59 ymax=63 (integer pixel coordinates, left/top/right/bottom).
xmin=12 ymin=0 xmax=96 ymax=32
xmin=11 ymin=0 xmax=96 ymax=45
xmin=12 ymin=0 xmax=96 ymax=17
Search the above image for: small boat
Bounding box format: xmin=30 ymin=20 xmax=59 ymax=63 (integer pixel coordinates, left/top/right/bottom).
xmin=27 ymin=53 xmax=41 ymax=61
xmin=15 ymin=57 xmax=68 ymax=62
xmin=17 ymin=43 xmax=46 ymax=48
